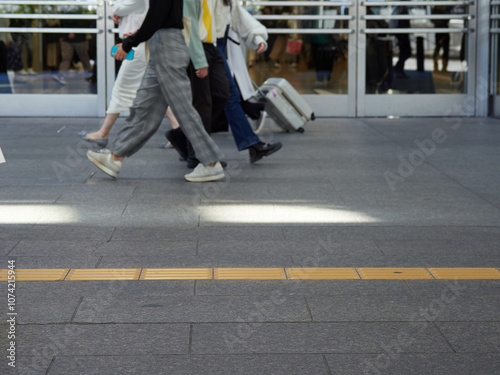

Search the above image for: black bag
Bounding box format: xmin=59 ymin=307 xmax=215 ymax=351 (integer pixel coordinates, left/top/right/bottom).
xmin=6 ymin=41 xmax=23 ymax=72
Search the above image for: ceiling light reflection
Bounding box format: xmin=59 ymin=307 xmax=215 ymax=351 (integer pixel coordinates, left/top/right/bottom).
xmin=0 ymin=205 xmax=80 ymax=224
xmin=201 ymin=204 xmax=377 ymax=224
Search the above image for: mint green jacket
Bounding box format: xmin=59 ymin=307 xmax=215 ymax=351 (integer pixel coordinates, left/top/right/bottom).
xmin=183 ymin=0 xmax=209 ymax=70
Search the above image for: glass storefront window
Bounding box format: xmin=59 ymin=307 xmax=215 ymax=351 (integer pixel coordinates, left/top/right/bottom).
xmin=491 ymin=1 xmax=500 ymax=96
xmin=365 ymin=0 xmax=468 ymax=95
xmin=247 ymin=3 xmax=350 ymax=95
xmin=0 ymin=2 xmax=97 ymax=95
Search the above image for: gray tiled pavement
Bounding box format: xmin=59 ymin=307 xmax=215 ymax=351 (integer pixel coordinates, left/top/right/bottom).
xmin=0 ymin=116 xmax=499 ymax=374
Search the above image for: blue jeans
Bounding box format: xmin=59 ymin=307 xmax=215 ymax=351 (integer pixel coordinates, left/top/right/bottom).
xmin=217 ymin=36 xmax=260 ymax=151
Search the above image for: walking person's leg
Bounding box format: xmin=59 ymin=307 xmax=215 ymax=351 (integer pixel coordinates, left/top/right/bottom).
xmin=217 ymin=36 xmax=282 ymax=163
xmin=58 ymin=41 xmax=73 ymax=72
xmin=183 ymin=43 xmax=228 ymax=167
xmin=22 ymin=33 xmax=34 ymax=72
xmin=83 ymin=43 xmax=148 ymax=147
xmin=112 ymin=60 xmax=169 ymax=157
xmin=153 ymin=30 xmax=223 ymax=166
xmin=166 ymin=107 xmax=179 ymax=129
xmin=73 ymin=41 xmax=92 ymax=75
xmin=86 ymin=58 xmax=171 ymax=178
xmin=217 ymin=37 xmax=259 ymax=151
xmin=87 ymin=30 xmax=224 ymax=181
xmin=441 ymin=34 xmax=450 ymax=72
xmin=183 ymin=57 xmax=214 ymax=166
xmin=204 ymin=45 xmax=229 ymax=132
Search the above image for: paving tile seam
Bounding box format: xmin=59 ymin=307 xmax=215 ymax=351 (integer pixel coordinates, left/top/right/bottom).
xmin=46 ymin=354 xmax=333 ymax=357
xmin=43 ymin=352 xmax=493 ymax=356
xmin=1 ymin=267 xmax=500 ymax=281
xmin=8 ymin=321 xmax=500 ymax=329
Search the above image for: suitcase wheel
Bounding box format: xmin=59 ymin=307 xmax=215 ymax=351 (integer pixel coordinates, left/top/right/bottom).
xmin=311 ymin=113 xmax=316 ymax=121
xmin=298 ymin=127 xmax=305 ymax=133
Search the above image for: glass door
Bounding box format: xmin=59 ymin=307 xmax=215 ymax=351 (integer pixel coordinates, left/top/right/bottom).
xmin=491 ymin=0 xmax=500 ymax=117
xmin=245 ymin=0 xmax=478 ymax=117
xmin=0 ymin=0 xmax=108 ymax=116
xmin=0 ymin=0 xmax=484 ymax=118
xmin=245 ymin=0 xmax=357 ymax=117
xmin=358 ymin=0 xmax=476 ymax=117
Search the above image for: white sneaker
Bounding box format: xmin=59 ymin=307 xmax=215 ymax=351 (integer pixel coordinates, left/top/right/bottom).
xmin=27 ymin=68 xmax=36 ymax=75
xmin=87 ymin=149 xmax=121 ymax=178
xmin=184 ymin=162 xmax=224 ymax=182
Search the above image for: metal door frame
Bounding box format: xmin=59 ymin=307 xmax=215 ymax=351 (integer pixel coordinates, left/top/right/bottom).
xmin=248 ymin=0 xmax=357 ymax=117
xmin=357 ymin=0 xmax=477 ymax=117
xmin=247 ymin=0 xmax=483 ymax=117
xmin=0 ymin=0 xmax=491 ymax=117
xmin=490 ymin=0 xmax=500 ymax=117
xmin=0 ymin=0 xmax=108 ymax=117
xmin=299 ymin=0 xmax=357 ymax=117
xmin=105 ymin=0 xmax=118 ymax=110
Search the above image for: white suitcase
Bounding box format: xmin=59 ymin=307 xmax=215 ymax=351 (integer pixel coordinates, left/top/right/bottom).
xmin=256 ymin=78 xmax=315 ymax=133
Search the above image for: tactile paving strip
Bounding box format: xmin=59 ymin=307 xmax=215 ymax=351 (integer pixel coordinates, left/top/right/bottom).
xmin=428 ymin=268 xmax=500 ymax=279
xmin=357 ymin=268 xmax=433 ymax=279
xmin=286 ymin=268 xmax=360 ymax=279
xmin=0 ymin=269 xmax=69 ymax=281
xmin=140 ymin=268 xmax=212 ymax=280
xmin=65 ymin=269 xmax=141 ymax=281
xmin=1 ymin=268 xmax=499 ymax=281
xmin=214 ymin=268 xmax=286 ymax=280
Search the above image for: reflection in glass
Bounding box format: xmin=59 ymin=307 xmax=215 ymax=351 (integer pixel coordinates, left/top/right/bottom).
xmin=492 ymin=4 xmax=500 ymax=95
xmin=365 ymin=2 xmax=468 ymax=95
xmin=247 ymin=4 xmax=349 ymax=95
xmin=0 ymin=3 xmax=97 ymax=95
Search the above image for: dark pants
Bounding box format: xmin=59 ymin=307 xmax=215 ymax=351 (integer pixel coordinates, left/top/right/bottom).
xmin=216 ymin=36 xmax=260 ymax=151
xmin=0 ymin=41 xmax=12 ymax=94
xmin=188 ymin=43 xmax=229 ymax=135
xmin=366 ymin=38 xmax=389 ymax=93
xmin=113 ymin=29 xmax=223 ymax=165
xmin=395 ymin=34 xmax=411 ymax=72
xmin=434 ymin=33 xmax=450 ymax=60
xmin=186 ymin=43 xmax=229 ymax=159
xmin=311 ymin=43 xmax=335 ymax=82
xmin=12 ymin=33 xmax=33 ymax=68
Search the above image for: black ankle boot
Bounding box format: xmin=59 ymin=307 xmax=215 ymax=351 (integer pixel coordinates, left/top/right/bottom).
xmin=248 ymin=142 xmax=283 ymax=163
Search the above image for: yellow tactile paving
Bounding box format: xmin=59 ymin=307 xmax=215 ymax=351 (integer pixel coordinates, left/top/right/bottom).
xmin=141 ymin=268 xmax=212 ymax=280
xmin=65 ymin=269 xmax=141 ymax=281
xmin=0 ymin=268 xmax=499 ymax=281
xmin=0 ymin=269 xmax=69 ymax=281
xmin=357 ymin=268 xmax=433 ymax=279
xmin=428 ymin=268 xmax=500 ymax=279
xmin=214 ymin=268 xmax=286 ymax=280
xmin=286 ymin=268 xmax=360 ymax=279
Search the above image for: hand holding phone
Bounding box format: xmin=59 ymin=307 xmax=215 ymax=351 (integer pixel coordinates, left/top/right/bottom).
xmin=111 ymin=45 xmax=134 ymax=60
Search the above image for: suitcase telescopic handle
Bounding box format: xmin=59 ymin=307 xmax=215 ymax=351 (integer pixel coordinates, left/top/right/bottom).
xmin=251 ymin=79 xmax=267 ymax=99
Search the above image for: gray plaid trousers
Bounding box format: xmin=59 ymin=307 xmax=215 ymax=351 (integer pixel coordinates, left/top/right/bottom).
xmin=113 ymin=29 xmax=224 ymax=165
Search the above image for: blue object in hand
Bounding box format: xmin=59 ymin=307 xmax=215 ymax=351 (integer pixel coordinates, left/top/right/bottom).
xmin=111 ymin=45 xmax=134 ymax=60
